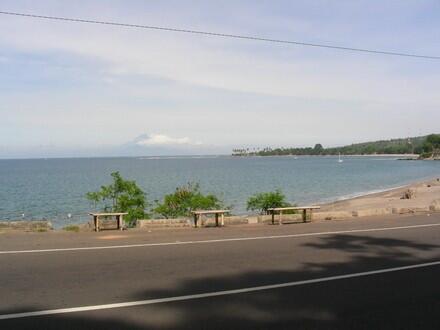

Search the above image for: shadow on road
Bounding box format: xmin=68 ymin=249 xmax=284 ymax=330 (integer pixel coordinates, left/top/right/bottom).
xmin=2 ymin=234 xmax=440 ymax=329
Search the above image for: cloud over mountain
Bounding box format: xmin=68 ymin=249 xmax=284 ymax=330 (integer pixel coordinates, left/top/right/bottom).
xmin=134 ymin=134 xmax=202 ymax=146
xmin=113 ymin=133 xmax=214 ymax=156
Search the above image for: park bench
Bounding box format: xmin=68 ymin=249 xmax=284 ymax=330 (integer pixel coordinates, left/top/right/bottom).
xmin=89 ymin=212 xmax=128 ymax=232
xmin=192 ymin=210 xmax=230 ymax=228
xmin=267 ymin=206 xmax=321 ymax=225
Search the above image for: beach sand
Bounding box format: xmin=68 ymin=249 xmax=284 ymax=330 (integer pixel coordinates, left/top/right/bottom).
xmin=320 ymin=177 xmax=440 ymax=214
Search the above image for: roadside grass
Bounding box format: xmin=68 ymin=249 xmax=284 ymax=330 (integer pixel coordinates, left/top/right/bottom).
xmin=63 ymin=225 xmax=80 ymax=233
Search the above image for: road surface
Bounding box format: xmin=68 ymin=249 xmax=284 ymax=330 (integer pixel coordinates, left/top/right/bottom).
xmin=1 ymin=214 xmax=439 ymax=329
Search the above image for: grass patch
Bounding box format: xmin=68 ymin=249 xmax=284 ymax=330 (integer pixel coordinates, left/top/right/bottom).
xmin=63 ymin=225 xmax=80 ymax=232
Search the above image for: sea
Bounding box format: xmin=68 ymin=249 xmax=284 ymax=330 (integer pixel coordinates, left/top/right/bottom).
xmin=0 ymin=156 xmax=438 ymax=228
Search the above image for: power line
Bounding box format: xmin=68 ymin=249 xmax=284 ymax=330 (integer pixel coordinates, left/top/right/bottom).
xmin=1 ymin=10 xmax=439 ymax=60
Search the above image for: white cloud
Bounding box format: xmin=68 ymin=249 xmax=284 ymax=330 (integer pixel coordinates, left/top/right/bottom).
xmin=1 ymin=8 xmax=439 ymax=106
xmin=0 ymin=1 xmax=439 ymax=153
xmin=135 ymin=134 xmax=202 ymax=146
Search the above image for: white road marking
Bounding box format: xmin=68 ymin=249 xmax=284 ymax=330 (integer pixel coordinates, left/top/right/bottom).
xmin=1 ymin=222 xmax=440 ymax=255
xmin=1 ymin=260 xmax=439 ymax=320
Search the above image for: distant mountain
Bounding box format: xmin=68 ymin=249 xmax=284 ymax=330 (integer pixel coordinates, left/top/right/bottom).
xmin=232 ymin=134 xmax=438 ymax=156
xmin=0 ymin=133 xmax=228 ymax=159
xmin=117 ymin=133 xmax=218 ymax=156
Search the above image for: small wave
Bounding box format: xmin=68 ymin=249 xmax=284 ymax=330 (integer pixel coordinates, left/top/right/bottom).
xmin=328 ymin=184 xmax=409 ymax=203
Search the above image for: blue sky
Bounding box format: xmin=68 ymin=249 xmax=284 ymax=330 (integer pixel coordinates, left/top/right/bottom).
xmin=0 ymin=1 xmax=439 ymax=157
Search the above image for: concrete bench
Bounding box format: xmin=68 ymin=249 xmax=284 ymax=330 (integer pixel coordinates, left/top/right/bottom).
xmin=267 ymin=206 xmax=321 ymax=225
xmin=89 ymin=212 xmax=128 ymax=232
xmin=192 ymin=210 xmax=230 ymax=228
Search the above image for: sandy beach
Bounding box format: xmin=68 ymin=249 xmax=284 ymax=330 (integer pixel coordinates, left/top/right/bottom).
xmin=320 ymin=177 xmax=440 ymax=215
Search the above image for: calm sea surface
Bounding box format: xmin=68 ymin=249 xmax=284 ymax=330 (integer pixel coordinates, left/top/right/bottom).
xmin=0 ymin=156 xmax=438 ymax=227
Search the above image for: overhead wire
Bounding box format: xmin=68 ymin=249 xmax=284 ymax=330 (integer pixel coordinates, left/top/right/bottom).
xmin=0 ymin=10 xmax=439 ymax=60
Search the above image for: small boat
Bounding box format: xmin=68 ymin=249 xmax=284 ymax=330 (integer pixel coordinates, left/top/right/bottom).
xmin=338 ymin=153 xmax=343 ymax=163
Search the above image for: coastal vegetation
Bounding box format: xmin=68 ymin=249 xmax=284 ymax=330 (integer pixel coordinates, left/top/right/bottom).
xmin=233 ymin=134 xmax=440 ymax=157
xmin=86 ymin=171 xmax=148 ymax=226
xmin=246 ymin=190 xmax=291 ymax=215
xmin=153 ymin=182 xmax=224 ymax=219
xmin=86 ymin=178 xmax=297 ymax=221
xmin=419 ymin=134 xmax=440 ymax=159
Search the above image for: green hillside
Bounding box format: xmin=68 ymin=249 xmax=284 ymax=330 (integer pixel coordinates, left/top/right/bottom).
xmin=232 ymin=134 xmax=439 ymax=157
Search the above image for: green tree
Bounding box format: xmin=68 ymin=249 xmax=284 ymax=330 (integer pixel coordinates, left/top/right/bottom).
xmin=246 ymin=190 xmax=290 ymax=215
xmin=86 ymin=172 xmax=148 ymax=226
xmin=426 ymin=134 xmax=440 ymax=146
xmin=421 ymin=134 xmax=440 ymax=158
xmin=313 ymin=144 xmax=324 ymax=154
xmin=154 ymin=183 xmax=223 ymax=219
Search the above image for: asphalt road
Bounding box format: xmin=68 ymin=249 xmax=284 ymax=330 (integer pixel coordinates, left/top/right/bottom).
xmin=1 ymin=214 xmax=440 ymax=329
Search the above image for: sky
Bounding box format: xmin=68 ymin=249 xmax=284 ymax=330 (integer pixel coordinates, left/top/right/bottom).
xmin=0 ymin=0 xmax=439 ymax=158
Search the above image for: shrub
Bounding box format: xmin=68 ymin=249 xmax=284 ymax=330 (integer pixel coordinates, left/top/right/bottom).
xmin=246 ymin=190 xmax=290 ymax=215
xmin=154 ymin=183 xmax=223 ymax=218
xmin=63 ymin=225 xmax=80 ymax=232
xmin=86 ymin=172 xmax=148 ymax=226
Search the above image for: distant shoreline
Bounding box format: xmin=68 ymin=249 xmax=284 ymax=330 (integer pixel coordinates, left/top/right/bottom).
xmin=0 ymin=154 xmax=421 ymax=161
xmin=232 ymin=154 xmax=419 ymax=158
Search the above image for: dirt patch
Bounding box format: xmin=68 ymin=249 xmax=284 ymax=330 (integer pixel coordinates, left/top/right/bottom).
xmin=97 ymin=235 xmax=130 ymax=240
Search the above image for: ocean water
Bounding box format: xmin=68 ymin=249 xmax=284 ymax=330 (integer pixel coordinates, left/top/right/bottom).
xmin=0 ymin=156 xmax=438 ymax=228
